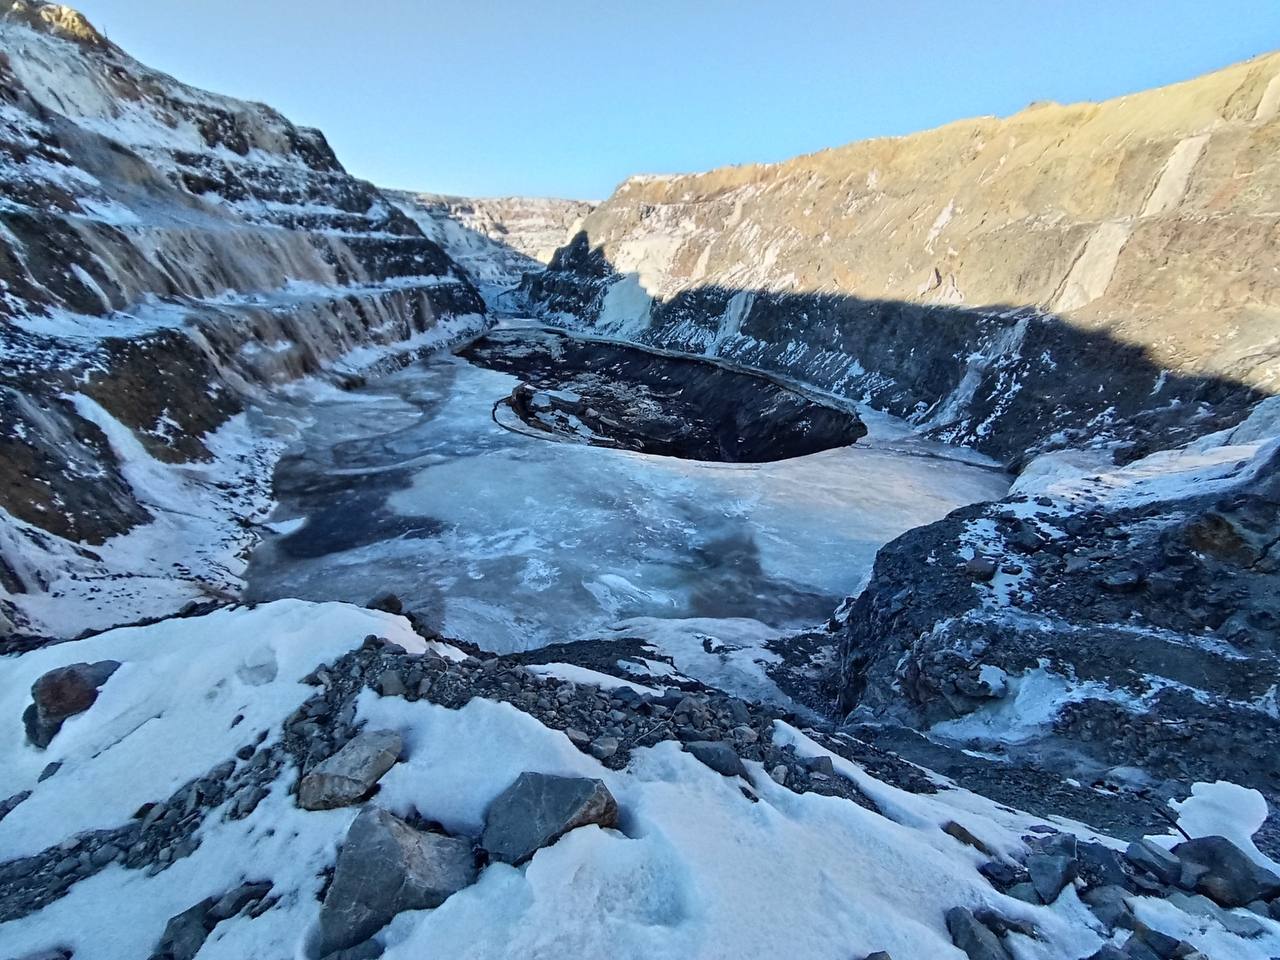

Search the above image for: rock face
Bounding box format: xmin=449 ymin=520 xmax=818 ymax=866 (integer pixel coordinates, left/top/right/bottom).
xmin=317 ymin=806 xmax=477 ymax=956
xmin=463 ymin=328 xmax=866 ymax=462
xmin=296 ymin=729 xmax=402 ymax=810
xmin=23 ymin=660 xmax=120 ymax=747
xmin=832 ymin=430 xmax=1280 ymax=840
xmin=0 ymin=3 xmax=488 ymax=636
xmin=524 ymin=52 xmax=1280 ymax=465
xmin=388 ymin=192 xmax=591 ymax=310
xmin=481 ymin=772 xmax=619 ymax=865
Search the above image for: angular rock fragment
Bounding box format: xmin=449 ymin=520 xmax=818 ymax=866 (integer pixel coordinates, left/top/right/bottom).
xmin=481 ymin=772 xmax=618 ymax=865
xmin=297 ymin=730 xmax=403 ymax=810
xmin=318 ymin=806 xmax=476 ymax=956
xmin=1124 ymin=839 xmax=1181 ymax=885
xmin=684 ymin=740 xmax=749 ymax=779
xmin=150 ymin=896 xmax=216 ymax=960
xmin=944 ymin=907 xmax=1012 ymax=960
xmin=1027 ymin=851 xmax=1077 ymax=903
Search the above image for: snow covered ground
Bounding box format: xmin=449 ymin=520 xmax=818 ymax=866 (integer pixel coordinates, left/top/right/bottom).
xmin=243 ymin=348 xmax=1011 ymax=655
xmin=2 ymin=600 xmax=1277 ymax=959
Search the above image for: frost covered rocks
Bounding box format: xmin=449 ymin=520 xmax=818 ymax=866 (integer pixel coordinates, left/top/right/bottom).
xmin=22 ymin=660 xmax=120 ymax=748
xmin=297 ymin=730 xmax=403 ymax=810
xmin=317 ymin=806 xmax=477 ymax=956
xmin=481 ymin=772 xmax=618 ymax=865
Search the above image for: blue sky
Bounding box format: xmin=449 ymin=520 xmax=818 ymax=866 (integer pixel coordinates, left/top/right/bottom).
xmin=74 ymin=1 xmax=1280 ymax=200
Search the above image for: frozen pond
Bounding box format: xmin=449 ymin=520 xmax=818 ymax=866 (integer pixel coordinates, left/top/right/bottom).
xmin=244 ymin=345 xmax=1010 ymax=653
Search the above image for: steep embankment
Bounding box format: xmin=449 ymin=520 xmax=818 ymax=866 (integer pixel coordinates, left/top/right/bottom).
xmin=0 ymin=3 xmax=487 ymax=636
xmin=526 ymin=53 xmax=1280 ymax=465
xmin=387 ymin=191 xmax=590 ymax=309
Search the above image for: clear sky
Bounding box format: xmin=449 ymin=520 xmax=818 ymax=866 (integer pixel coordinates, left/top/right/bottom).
xmin=72 ymin=1 xmax=1280 ymax=200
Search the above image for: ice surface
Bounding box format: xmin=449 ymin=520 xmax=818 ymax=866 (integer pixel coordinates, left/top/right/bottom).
xmin=244 ymin=351 xmax=1010 ymax=653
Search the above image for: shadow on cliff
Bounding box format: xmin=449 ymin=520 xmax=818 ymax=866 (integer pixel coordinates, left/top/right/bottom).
xmin=521 ymin=231 xmax=1274 ymax=467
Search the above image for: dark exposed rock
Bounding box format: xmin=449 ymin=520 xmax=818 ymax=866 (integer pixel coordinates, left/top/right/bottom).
xmin=149 ymin=897 xmax=216 ymax=960
xmin=317 ymin=807 xmax=476 ymax=956
xmin=1171 ymin=836 xmax=1280 ymax=907
xmin=685 ymin=741 xmax=749 ymax=779
xmin=1081 ymin=885 xmax=1136 ymax=931
xmin=482 ymin=772 xmax=618 ymax=865
xmin=1026 ymin=852 xmax=1076 ymax=904
xmin=1125 ymin=840 xmax=1182 ymax=886
xmin=462 ymin=329 xmax=865 ymax=463
xmin=944 ymin=907 xmax=1012 ymax=960
xmin=23 ymin=660 xmax=121 ymax=748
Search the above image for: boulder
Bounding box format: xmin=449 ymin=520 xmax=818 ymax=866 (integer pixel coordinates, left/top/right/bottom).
xmin=298 ymin=730 xmax=403 ymax=810
xmin=685 ymin=741 xmax=749 ymax=779
xmin=481 ymin=772 xmax=618 ymax=865
xmin=318 ymin=807 xmax=476 ymax=956
xmin=23 ymin=660 xmax=121 ymax=748
xmin=944 ymin=907 xmax=1012 ymax=960
xmin=1171 ymin=835 xmax=1280 ymax=908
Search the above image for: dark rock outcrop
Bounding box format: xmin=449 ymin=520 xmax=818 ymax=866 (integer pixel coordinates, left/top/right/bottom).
xmin=463 ymin=329 xmax=865 ymax=462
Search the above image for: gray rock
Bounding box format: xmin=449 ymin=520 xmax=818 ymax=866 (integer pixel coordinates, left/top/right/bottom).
xmin=685 ymin=741 xmax=748 ymax=778
xmin=806 ymin=754 xmax=835 ymax=776
xmin=24 ymin=660 xmax=121 ymax=748
xmin=588 ymin=736 xmax=619 ymax=760
xmin=768 ymin=764 xmax=788 ymax=786
xmin=1171 ymin=836 xmax=1280 ymax=908
xmin=318 ymin=807 xmax=476 ymax=955
xmin=375 ymin=670 xmax=406 ymax=697
xmin=89 ymin=843 xmax=121 ymax=868
xmin=37 ymin=761 xmax=62 ymax=782
xmin=482 ymin=772 xmax=618 ymax=865
xmin=208 ymin=881 xmax=273 ymax=922
xmin=1006 ymin=882 xmax=1040 ymax=904
xmin=1126 ymin=925 xmax=1184 ymax=960
xmin=1081 ymin=885 xmax=1136 ymax=930
xmin=298 ymin=730 xmax=403 ymax=810
xmin=964 ymin=557 xmax=998 ymax=581
xmin=1124 ymin=839 xmax=1181 ymax=885
xmin=944 ymin=907 xmax=1012 ymax=960
xmin=152 ymin=897 xmax=216 ymax=960
xmin=321 ymin=941 xmax=386 ymax=960
xmin=1027 ymin=852 xmax=1076 ymax=903
xmin=860 ymin=954 xmax=893 ymax=960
